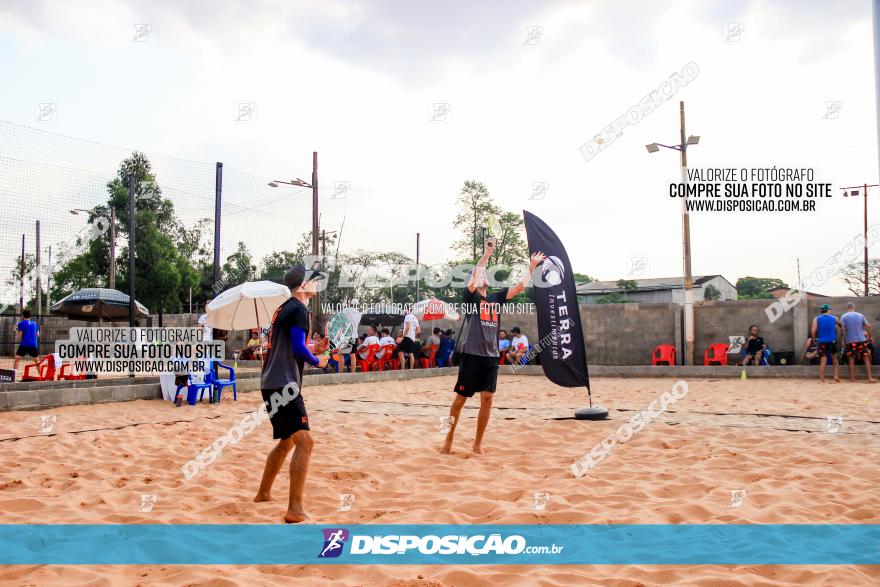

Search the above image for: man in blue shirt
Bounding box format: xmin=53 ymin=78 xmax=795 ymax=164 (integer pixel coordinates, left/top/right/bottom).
xmin=14 ymin=310 xmax=40 ymax=372
xmin=811 ymin=304 xmax=840 ymax=384
xmin=840 ymin=302 xmax=876 ymax=383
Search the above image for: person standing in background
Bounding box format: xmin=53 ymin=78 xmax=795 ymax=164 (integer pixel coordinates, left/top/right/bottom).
xmin=811 ymin=304 xmax=840 ymax=384
xmin=840 ymin=302 xmax=876 ymax=383
xmin=14 ymin=310 xmax=40 ymax=372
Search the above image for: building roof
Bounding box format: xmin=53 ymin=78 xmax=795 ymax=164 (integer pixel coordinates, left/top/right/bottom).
xmin=768 ymin=286 xmax=829 ymax=298
xmin=576 ymin=275 xmax=733 ymax=295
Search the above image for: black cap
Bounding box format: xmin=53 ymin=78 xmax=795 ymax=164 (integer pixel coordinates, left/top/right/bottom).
xmin=283 ymin=263 xmax=326 ymax=290
xmin=511 ymin=326 xmax=521 ymax=334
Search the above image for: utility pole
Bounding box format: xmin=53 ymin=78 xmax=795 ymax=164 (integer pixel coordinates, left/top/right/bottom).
xmin=35 ymin=220 xmax=41 ymax=317
xmin=416 ymin=233 xmax=421 ymax=300
xmin=841 ymin=183 xmax=879 ymax=295
xmin=213 ymin=162 xmax=223 ymax=289
xmin=46 ymin=245 xmax=52 ymax=313
xmin=128 ymin=175 xmax=136 ymax=328
xmin=109 ymin=207 xmax=116 ymax=289
xmin=19 ymin=234 xmax=25 ymax=313
xmin=679 ymin=101 xmax=695 ymax=366
xmin=311 ymin=152 xmax=319 ymax=321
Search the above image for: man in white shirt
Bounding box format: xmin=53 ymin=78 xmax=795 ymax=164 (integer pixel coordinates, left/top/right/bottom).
xmin=358 ymin=326 xmax=380 ymax=360
xmin=398 ymin=310 xmax=421 ymax=369
xmin=377 ymin=328 xmax=397 ymax=360
xmin=507 ymin=326 xmax=530 ymax=365
xmin=198 ymin=301 xmax=213 ymax=341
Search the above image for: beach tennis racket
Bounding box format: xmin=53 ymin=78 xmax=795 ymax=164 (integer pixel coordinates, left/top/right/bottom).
xmin=326 ymin=312 xmax=353 ymax=354
xmin=487 ymin=214 xmax=502 ymax=240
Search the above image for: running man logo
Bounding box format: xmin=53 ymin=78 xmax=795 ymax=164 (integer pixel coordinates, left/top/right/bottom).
xmin=728 ymin=489 xmax=747 ymax=508
xmin=539 ymin=256 xmax=565 ymax=287
xmin=337 ymin=494 xmax=356 ymax=512
xmin=139 ymin=494 xmax=157 ymax=512
xmin=318 ymin=528 xmax=350 ymax=558
xmin=532 ymin=492 xmax=550 ymax=511
xmin=39 ymin=415 xmax=57 ymax=434
xmin=824 ymin=416 xmax=844 ymax=434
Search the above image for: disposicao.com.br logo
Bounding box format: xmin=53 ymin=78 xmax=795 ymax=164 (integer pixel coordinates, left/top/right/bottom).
xmin=318 ymin=527 xmax=563 ymax=558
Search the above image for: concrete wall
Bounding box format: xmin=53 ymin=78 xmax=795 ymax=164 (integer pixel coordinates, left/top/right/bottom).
xmin=582 ymin=302 xmax=678 ymax=365
xmin=4 ymin=295 xmax=879 ymax=367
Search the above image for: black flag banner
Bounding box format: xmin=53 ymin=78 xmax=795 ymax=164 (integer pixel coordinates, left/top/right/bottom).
xmin=523 ymin=210 xmax=590 ymax=390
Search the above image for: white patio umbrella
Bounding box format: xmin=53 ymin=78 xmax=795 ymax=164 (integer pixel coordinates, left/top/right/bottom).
xmin=411 ymin=298 xmax=460 ymax=321
xmin=205 ymin=281 xmax=290 ymax=331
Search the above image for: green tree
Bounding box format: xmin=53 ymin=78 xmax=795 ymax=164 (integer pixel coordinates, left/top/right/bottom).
xmin=617 ymin=279 xmax=638 ymax=291
xmin=573 ymin=273 xmax=595 ymax=284
xmin=703 ymin=284 xmax=722 ymax=300
xmin=735 ymin=276 xmax=787 ymax=299
xmin=50 ymin=152 xmax=199 ymax=313
xmin=452 ymin=180 xmax=499 ymax=262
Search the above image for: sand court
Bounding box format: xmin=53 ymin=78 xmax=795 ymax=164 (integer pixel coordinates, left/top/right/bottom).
xmin=0 ymin=375 xmax=878 ymax=585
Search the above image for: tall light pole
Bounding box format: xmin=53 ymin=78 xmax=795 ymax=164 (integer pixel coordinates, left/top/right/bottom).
xmin=841 ymin=184 xmax=879 ymax=296
xmin=269 ymin=151 xmax=320 ymax=319
xmin=646 ymin=100 xmax=700 ymax=365
xmin=71 ymin=207 xmax=116 ymax=289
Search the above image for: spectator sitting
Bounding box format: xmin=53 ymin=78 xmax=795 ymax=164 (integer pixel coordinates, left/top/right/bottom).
xmin=239 ymin=329 xmax=261 ymax=360
xmin=802 ymin=334 xmax=819 ymax=365
xmin=498 ymin=329 xmax=511 ymax=352
xmin=421 ymin=327 xmax=442 ymax=360
xmin=358 ymin=327 xmax=380 ymax=361
xmin=741 ymin=325 xmax=767 ymax=366
xmin=506 ymin=326 xmax=530 ymax=365
xmin=378 ymin=328 xmax=397 ymax=362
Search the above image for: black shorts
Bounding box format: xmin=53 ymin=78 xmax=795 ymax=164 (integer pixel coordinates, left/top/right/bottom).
xmin=261 ymin=387 xmax=309 ymax=440
xmin=453 ymin=353 xmax=499 ymax=397
xmin=16 ymin=345 xmax=38 ymax=357
xmin=817 ymin=341 xmax=837 ymax=359
xmin=399 ymin=337 xmax=416 ymax=354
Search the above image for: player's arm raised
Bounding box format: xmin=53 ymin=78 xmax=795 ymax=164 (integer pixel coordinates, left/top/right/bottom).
xmin=468 ymin=238 xmax=495 ymax=292
xmin=507 ymin=252 xmax=546 ymax=300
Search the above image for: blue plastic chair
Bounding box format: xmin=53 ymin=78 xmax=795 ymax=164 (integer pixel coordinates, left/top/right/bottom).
xmin=206 ymin=361 xmax=237 ymax=401
xmin=176 ymin=373 xmax=212 ymax=405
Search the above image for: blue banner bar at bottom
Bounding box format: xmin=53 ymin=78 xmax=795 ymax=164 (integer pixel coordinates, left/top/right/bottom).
xmin=0 ymin=524 xmax=876 ymax=565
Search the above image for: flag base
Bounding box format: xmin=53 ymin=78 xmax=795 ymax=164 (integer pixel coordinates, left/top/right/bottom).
xmin=574 ymin=406 xmax=609 ymax=420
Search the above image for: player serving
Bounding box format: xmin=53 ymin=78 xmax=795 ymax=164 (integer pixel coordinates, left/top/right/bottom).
xmin=440 ymin=237 xmax=545 ymax=455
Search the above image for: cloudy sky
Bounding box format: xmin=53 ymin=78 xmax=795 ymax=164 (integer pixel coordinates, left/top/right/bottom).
xmin=1 ymin=0 xmax=877 ymax=295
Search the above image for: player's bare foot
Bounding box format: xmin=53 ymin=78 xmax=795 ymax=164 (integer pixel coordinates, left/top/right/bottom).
xmin=284 ymin=508 xmax=309 ymax=523
xmin=868 ymin=378 xmax=877 ymax=383
xmin=472 ymin=444 xmax=484 ymax=454
xmin=833 ymin=378 xmax=841 ymax=383
xmin=254 ymin=492 xmax=274 ymax=502
xmin=440 ymin=443 xmax=453 ymax=455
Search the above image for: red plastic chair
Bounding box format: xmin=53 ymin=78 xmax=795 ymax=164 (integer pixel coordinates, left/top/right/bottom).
xmin=22 ymin=355 xmax=58 ymax=382
xmin=420 ymin=346 xmax=438 ymax=369
xmin=704 ymin=343 xmax=730 ymax=366
xmin=58 ymin=361 xmax=87 ymax=380
xmin=498 ymin=349 xmax=508 ymax=365
xmin=652 ymin=345 xmax=676 ymax=366
xmin=376 ymin=344 xmax=398 ymax=371
xmin=359 ymin=344 xmax=381 ymax=372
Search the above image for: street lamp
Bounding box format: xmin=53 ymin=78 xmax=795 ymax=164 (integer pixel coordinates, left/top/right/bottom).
xmin=647 ymin=101 xmax=699 ymax=366
xmin=269 ymin=152 xmax=321 ymax=319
